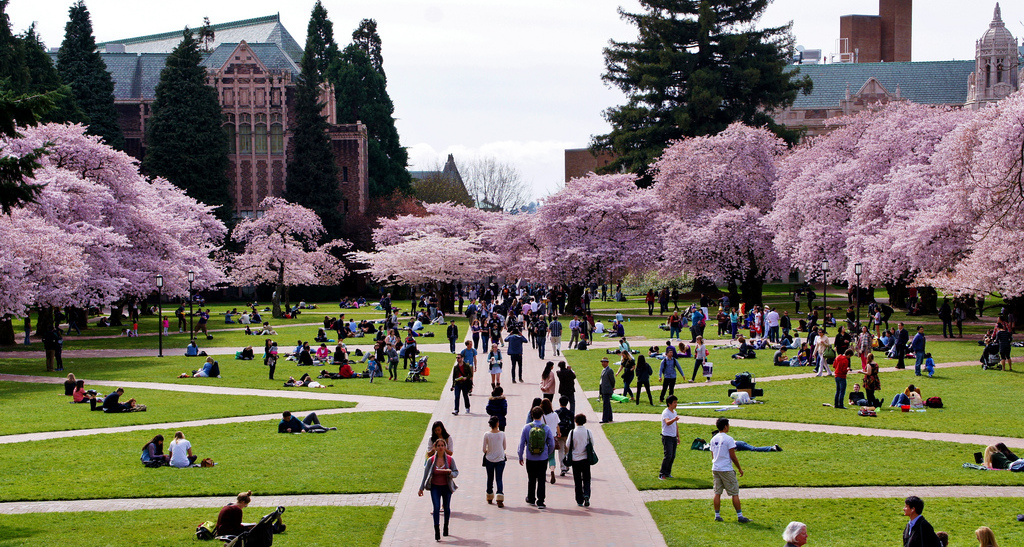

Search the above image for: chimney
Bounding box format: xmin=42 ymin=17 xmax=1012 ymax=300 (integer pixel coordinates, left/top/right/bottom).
xmin=879 ymin=0 xmax=912 ymax=62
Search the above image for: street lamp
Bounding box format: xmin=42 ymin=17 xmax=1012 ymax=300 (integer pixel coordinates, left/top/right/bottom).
xmin=187 ymin=270 xmax=195 ymax=339
xmin=156 ymin=275 xmax=164 ymax=358
xmin=821 ymin=259 xmax=830 ymax=333
xmin=854 ymin=263 xmax=863 ymax=330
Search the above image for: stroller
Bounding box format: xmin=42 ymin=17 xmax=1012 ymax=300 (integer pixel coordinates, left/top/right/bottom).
xmin=405 ymin=355 xmax=429 ymax=382
xmin=219 ymin=506 xmax=285 ymax=547
xmin=981 ymin=343 xmax=1002 ymax=370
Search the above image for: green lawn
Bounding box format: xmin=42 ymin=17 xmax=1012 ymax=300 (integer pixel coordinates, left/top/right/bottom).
xmin=0 ymin=351 xmax=454 ymax=400
xmin=648 ymin=498 xmax=1022 ymax=547
xmin=590 ymin=365 xmax=1024 ymax=438
xmin=607 ymin=422 xmax=1024 ymax=491
xmin=0 ymin=411 xmax=428 ymax=502
xmin=0 ymin=381 xmax=356 ymax=436
xmin=0 ymin=506 xmax=392 ymax=547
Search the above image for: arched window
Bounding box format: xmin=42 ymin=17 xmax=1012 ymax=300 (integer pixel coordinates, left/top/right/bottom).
xmin=270 ymin=123 xmax=284 ymax=154
xmin=255 ymin=124 xmax=268 ymax=154
xmin=238 ymin=124 xmax=252 ymax=154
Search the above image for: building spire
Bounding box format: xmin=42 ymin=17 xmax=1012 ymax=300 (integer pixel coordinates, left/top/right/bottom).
xmin=993 ymin=3 xmax=1003 ymax=26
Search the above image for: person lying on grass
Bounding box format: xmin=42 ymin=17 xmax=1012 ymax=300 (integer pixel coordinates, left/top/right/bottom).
xmin=694 ymin=430 xmax=782 ymax=452
xmin=283 ymin=373 xmax=326 ymax=388
xmin=278 ymin=411 xmax=335 ymax=433
xmin=92 ymin=387 xmax=139 ymax=412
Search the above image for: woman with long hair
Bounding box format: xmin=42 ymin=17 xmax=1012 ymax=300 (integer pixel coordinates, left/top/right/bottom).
xmin=616 ymin=352 xmax=635 ymax=399
xmin=859 ymin=353 xmax=882 ymax=407
xmin=482 ymin=416 xmax=506 ymax=507
xmin=140 ymin=434 xmax=168 ymax=465
xmin=540 ymin=361 xmax=556 ymax=402
xmin=168 ymin=431 xmax=197 ymax=468
xmin=419 ymin=438 xmax=459 ymax=541
xmin=540 ymin=398 xmax=560 ymax=484
xmin=487 ymin=343 xmax=503 ymax=388
xmin=634 ymin=355 xmax=654 ymax=405
xmin=427 ymin=421 xmax=453 ymax=458
xmin=976 ymin=526 xmax=998 ymax=547
xmin=471 ymin=319 xmax=482 ymax=350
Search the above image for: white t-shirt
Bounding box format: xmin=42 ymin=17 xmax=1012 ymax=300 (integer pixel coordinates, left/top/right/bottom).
xmin=710 ymin=432 xmax=736 ymax=472
xmin=483 ymin=431 xmax=506 ymax=463
xmin=766 ymin=311 xmax=780 ymax=327
xmin=567 ymin=426 xmax=591 ymax=461
xmin=543 ymin=412 xmax=560 ymax=437
xmin=661 ymin=408 xmax=678 ymax=437
xmin=594 ymin=322 xmax=605 ymax=333
xmin=168 ymin=439 xmax=192 ymax=468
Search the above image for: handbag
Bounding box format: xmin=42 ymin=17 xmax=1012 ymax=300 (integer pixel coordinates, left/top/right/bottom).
xmin=585 ymin=431 xmax=599 ymax=465
xmin=562 ymin=431 xmax=575 ymax=469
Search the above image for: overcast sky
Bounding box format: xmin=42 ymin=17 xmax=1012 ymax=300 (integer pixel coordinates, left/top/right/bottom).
xmin=7 ymin=0 xmax=1018 ymax=201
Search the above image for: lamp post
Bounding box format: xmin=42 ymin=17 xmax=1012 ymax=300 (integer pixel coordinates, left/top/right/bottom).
xmin=821 ymin=259 xmax=830 ymax=333
xmin=156 ymin=275 xmax=164 ymax=358
xmin=854 ymin=263 xmax=863 ymax=330
xmin=187 ymin=270 xmax=195 ymax=339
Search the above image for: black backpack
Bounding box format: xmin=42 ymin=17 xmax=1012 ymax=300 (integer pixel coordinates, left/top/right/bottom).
xmin=556 ymin=407 xmax=574 ymax=438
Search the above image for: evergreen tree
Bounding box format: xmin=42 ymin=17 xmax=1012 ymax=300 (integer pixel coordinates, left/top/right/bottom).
xmin=334 ymin=36 xmax=410 ymax=198
xmin=143 ymin=29 xmax=231 ymax=220
xmin=0 ymin=0 xmax=28 ymax=92
xmin=21 ymin=25 xmax=85 ymax=124
xmin=303 ymin=1 xmax=340 ymax=79
xmin=56 ymin=0 xmax=124 ymax=150
xmin=285 ymin=9 xmax=343 ymax=239
xmin=591 ymin=0 xmax=812 ymax=186
xmin=351 ymin=18 xmax=384 ymax=79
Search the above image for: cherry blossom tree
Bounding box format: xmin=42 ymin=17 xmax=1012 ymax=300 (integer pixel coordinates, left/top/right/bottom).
xmin=231 ymin=197 xmax=349 ymax=318
xmin=652 ymin=123 xmax=789 ymax=305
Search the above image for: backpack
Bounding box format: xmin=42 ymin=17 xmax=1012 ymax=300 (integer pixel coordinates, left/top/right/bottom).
xmin=925 ymin=396 xmax=943 ymax=408
xmin=528 ymin=424 xmax=547 ymax=455
xmin=731 ymin=372 xmax=753 ymax=389
xmin=195 ymin=521 xmax=215 ymax=540
xmin=823 ymin=345 xmax=837 ymax=360
xmin=556 ymin=407 xmax=574 ymax=438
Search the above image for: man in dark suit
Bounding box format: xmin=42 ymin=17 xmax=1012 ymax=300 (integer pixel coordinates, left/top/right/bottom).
xmin=902 ymin=496 xmax=941 ymax=547
xmin=894 ymin=322 xmax=910 ymax=370
xmin=599 ymin=357 xmax=615 ymax=423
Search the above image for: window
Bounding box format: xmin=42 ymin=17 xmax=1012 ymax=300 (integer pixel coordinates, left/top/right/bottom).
xmin=256 ymin=89 xmax=265 ymax=106
xmin=255 ymin=124 xmax=267 ymax=154
xmin=343 ymin=199 xmax=349 ymax=212
xmin=270 ymin=123 xmax=284 ymax=154
xmin=223 ymin=88 xmax=234 ymax=106
xmin=224 ymin=123 xmax=236 ymax=154
xmin=238 ymin=124 xmax=252 ymax=154
xmin=342 ymin=166 xmax=349 ymax=182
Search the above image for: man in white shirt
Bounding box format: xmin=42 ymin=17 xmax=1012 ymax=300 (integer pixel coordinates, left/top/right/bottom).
xmin=710 ymin=417 xmax=750 ymax=523
xmin=765 ymin=308 xmax=781 ymax=342
xmin=659 ymin=396 xmax=680 ymax=480
xmin=593 ymin=321 xmax=605 ymax=334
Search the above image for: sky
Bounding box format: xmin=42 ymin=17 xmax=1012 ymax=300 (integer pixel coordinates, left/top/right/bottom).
xmin=7 ymin=0 xmax=1018 ymax=201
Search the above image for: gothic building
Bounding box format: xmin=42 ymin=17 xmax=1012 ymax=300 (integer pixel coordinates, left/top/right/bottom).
xmin=966 ymin=3 xmax=1020 ymax=109
xmin=85 ymin=15 xmax=368 ymax=218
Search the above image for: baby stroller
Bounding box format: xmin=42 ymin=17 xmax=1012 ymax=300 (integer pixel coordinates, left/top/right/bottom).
xmin=405 ymin=355 xmax=429 ymax=382
xmin=219 ymin=506 xmax=285 ymax=547
xmin=981 ymin=343 xmax=1002 ymax=370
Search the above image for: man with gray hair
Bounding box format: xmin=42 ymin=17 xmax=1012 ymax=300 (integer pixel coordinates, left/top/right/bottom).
xmin=783 ymin=521 xmax=807 ymax=546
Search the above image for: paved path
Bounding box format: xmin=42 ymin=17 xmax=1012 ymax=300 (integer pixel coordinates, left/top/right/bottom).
xmin=640 ymin=485 xmax=1024 ymax=502
xmin=381 ymin=340 xmax=668 ymax=547
xmin=0 ymin=493 xmax=398 ymax=514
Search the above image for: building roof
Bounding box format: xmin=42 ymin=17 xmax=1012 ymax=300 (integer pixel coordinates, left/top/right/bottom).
xmin=96 ymin=14 xmax=303 ymax=63
xmin=788 ymin=60 xmax=975 ymax=109
xmin=202 ymin=42 xmax=300 ymax=76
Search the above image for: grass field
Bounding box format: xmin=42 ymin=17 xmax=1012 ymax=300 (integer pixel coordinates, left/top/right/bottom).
xmin=0 ymin=411 xmax=429 ymax=502
xmin=0 ymin=506 xmax=393 ymax=547
xmin=0 ymin=381 xmax=356 ymax=436
xmin=647 ymin=498 xmax=1021 ymax=547
xmin=605 ymin=422 xmax=1024 ymax=491
xmin=0 ymin=351 xmax=455 ymax=400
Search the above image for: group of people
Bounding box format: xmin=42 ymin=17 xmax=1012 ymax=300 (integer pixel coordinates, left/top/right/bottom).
xmin=140 ymin=431 xmax=198 ymax=467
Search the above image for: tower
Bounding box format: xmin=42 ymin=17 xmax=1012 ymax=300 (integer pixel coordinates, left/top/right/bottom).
xmin=879 ymin=0 xmax=912 ymax=62
xmin=966 ymin=3 xmax=1019 ymax=109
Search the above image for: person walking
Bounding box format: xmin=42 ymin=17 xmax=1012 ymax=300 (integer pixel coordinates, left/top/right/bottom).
xmin=482 ymin=416 xmax=506 ymax=508
xmin=616 ymin=352 xmax=635 ymax=401
xmin=894 ymin=322 xmax=910 ymax=370
xmin=910 ymin=326 xmax=927 ymax=376
xmin=539 ymin=361 xmax=557 ymax=402
xmin=518 ymin=405 xmax=555 ymax=508
xmin=549 ymin=316 xmax=563 ymax=356
xmin=447 ymin=321 xmax=459 ymax=354
xmin=486 ymin=343 xmax=503 ymax=388
xmin=556 ymin=361 xmax=577 ymax=416
xmin=505 ymin=330 xmax=528 ymax=384
xmin=710 ymin=418 xmax=750 ymax=523
xmin=535 ymin=317 xmax=548 ymax=359
xmin=599 ymin=357 xmax=615 ymax=424
xmin=419 ymin=438 xmax=459 ymax=541
xmin=566 ymin=413 xmax=593 ymax=507
xmin=451 ymin=355 xmax=473 ymax=416
xmin=691 ymin=335 xmax=707 ymax=383
xmin=832 ymin=349 xmax=853 ymax=409
xmin=646 ymin=289 xmax=655 ymax=315
xmin=658 ymin=346 xmax=685 ymax=403
xmin=635 ymin=355 xmax=654 ymax=405
xmin=659 ymin=395 xmax=680 ymax=480
xmin=568 ymin=316 xmax=580 ymax=349
xmin=902 ymin=495 xmax=940 ymax=547
xmin=856 ymin=325 xmax=872 ymax=372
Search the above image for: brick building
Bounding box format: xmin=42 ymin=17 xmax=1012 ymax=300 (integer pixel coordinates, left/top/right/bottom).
xmin=85 ymin=15 xmax=368 ymax=218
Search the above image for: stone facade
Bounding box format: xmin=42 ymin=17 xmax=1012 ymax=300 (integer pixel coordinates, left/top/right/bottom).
xmin=966 ymin=4 xmax=1020 ymax=109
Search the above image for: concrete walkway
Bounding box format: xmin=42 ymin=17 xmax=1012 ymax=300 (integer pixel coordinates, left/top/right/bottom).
xmin=0 ymin=493 xmax=398 ymax=514
xmin=380 ymin=340 xmax=668 ymax=547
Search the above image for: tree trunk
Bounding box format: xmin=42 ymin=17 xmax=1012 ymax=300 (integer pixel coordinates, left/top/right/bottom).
xmin=438 ymin=281 xmax=455 ymax=314
xmin=917 ymin=287 xmax=939 ymax=315
xmin=567 ymin=283 xmax=584 ymax=316
xmin=272 ymin=283 xmax=284 ymax=319
xmin=70 ymin=307 xmax=88 ymax=331
xmin=884 ymin=281 xmax=908 ymax=309
xmin=109 ymin=301 xmax=125 ymax=327
xmin=35 ymin=307 xmax=53 ymax=337
xmin=0 ymin=315 xmax=14 ymax=346
xmin=727 ymin=279 xmax=740 ymax=311
xmin=740 ymin=276 xmax=764 ymax=308
xmin=691 ymin=276 xmax=719 ymax=296
xmin=284 ymin=286 xmax=291 ymax=315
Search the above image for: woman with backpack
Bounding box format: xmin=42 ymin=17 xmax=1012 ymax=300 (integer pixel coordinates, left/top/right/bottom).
xmin=419 ymin=438 xmax=459 ymax=541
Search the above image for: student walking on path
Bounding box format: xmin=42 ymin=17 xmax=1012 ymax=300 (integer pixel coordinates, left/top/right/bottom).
xmin=482 ymin=416 xmax=506 ymax=508
xmin=710 ymin=418 xmax=750 ymax=524
xmin=518 ymin=406 xmax=555 ymax=508
xmin=658 ymin=347 xmax=684 ymax=403
xmin=659 ymin=396 xmax=680 ymax=480
xmin=505 ymin=330 xmax=528 ymax=384
xmin=566 ymin=413 xmax=593 ymax=507
xmin=599 ymin=357 xmax=615 ymax=423
xmin=419 ymin=438 xmax=458 ymax=542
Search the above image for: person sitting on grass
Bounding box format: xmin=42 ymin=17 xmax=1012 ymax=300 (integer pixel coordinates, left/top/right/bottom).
xmin=889 ymin=384 xmax=923 ymax=407
xmin=316 ymin=343 xmax=330 ymax=362
xmin=185 ymin=340 xmax=199 ymax=357
xmin=141 ymin=434 xmax=169 ymax=466
xmin=338 ymin=361 xmax=355 ymax=379
xmin=168 ymin=431 xmax=198 ymax=468
xmin=773 ymin=348 xmax=788 ymax=366
xmin=72 ymin=380 xmax=100 ymax=404
xmin=731 ymin=336 xmax=756 ymax=359
xmin=190 ymin=357 xmax=220 ymax=378
xmin=64 ymin=373 xmax=77 ymax=396
xmin=239 ymin=346 xmax=254 ymax=360
xmin=278 ymin=411 xmax=334 ymax=433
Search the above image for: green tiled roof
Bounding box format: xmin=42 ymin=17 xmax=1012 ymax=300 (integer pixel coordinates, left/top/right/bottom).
xmin=97 ymin=14 xmax=280 ymax=48
xmin=788 ymin=60 xmax=974 ymax=109
xmin=202 ymin=43 xmax=299 ymax=76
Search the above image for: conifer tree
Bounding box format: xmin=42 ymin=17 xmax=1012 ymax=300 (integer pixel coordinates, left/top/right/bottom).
xmin=143 ymin=28 xmax=232 ymax=220
xmin=591 ymin=0 xmax=811 ymax=186
xmin=284 ymin=5 xmax=343 ymax=238
xmin=334 ymin=21 xmax=410 ymax=198
xmin=0 ymin=0 xmax=28 ymax=92
xmin=21 ymin=25 xmax=84 ymax=124
xmin=56 ymin=0 xmax=123 ymax=150
xmin=303 ymin=1 xmax=339 ymax=78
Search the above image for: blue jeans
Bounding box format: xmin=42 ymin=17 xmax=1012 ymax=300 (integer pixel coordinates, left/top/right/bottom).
xmin=448 ymin=337 xmax=457 ymax=353
xmin=485 ymin=459 xmax=505 ymax=495
xmin=429 ymin=487 xmax=451 ymax=528
xmin=735 ymin=441 xmax=772 ymax=452
xmin=453 ymin=384 xmax=470 ymax=413
xmin=834 ymin=376 xmax=847 ymax=408
xmin=914 ymin=353 xmax=925 ymax=376
xmin=891 ymin=393 xmax=910 ymax=406
xmin=669 ymin=326 xmax=681 ymax=339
